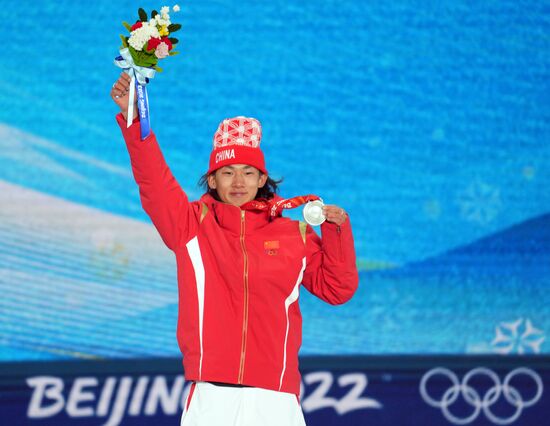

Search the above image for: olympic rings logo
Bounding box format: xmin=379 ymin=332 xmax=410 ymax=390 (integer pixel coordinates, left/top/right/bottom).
xmin=419 ymin=367 xmax=543 ymax=425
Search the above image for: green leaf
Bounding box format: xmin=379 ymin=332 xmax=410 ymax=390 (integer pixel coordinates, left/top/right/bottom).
xmin=138 ymin=8 xmax=148 ymax=22
xmin=151 ymin=10 xmax=158 ymax=19
xmin=169 ymin=50 xmax=180 ymax=56
xmin=128 ymin=45 xmax=158 ymax=67
xmin=169 ymin=37 xmax=179 ymax=44
xmin=154 ymin=65 xmax=163 ymax=73
xmin=119 ymin=34 xmax=128 ymax=48
xmin=122 ymin=21 xmax=132 ymax=32
xmin=141 ymin=54 xmax=158 ymax=66
xmin=167 ymin=23 xmax=182 ymax=32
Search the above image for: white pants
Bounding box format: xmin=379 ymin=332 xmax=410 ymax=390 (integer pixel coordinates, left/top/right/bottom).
xmin=181 ymin=382 xmax=307 ymax=426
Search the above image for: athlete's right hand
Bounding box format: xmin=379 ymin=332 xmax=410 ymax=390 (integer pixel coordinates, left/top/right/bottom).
xmin=110 ymin=72 xmax=138 ymax=121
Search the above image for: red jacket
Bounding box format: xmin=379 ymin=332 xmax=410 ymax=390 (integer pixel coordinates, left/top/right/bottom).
xmin=118 ymin=114 xmax=359 ymax=395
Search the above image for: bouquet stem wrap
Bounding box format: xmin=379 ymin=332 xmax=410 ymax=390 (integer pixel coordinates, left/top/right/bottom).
xmin=114 ymin=48 xmax=156 ymax=140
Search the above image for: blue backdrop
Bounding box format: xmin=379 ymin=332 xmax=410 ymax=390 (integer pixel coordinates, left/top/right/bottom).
xmin=0 ymin=0 xmax=548 ymax=360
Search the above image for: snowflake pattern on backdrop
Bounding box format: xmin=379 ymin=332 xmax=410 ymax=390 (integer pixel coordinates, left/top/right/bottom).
xmin=457 ymin=179 xmax=502 ymax=225
xmin=491 ymin=318 xmax=545 ymax=354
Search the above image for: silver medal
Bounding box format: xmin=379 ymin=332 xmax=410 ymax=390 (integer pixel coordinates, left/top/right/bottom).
xmin=303 ymin=200 xmax=326 ymax=226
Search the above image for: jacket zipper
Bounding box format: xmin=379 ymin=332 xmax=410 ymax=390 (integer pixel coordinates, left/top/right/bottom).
xmin=238 ymin=210 xmax=249 ymax=383
xmin=337 ymin=225 xmax=343 ymax=261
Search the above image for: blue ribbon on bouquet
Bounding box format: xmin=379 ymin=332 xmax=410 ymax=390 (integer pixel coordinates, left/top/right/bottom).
xmin=114 ymin=48 xmax=156 ymax=140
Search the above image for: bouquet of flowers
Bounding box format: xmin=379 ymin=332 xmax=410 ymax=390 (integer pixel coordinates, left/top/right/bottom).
xmin=114 ymin=5 xmax=182 ymax=139
xmin=122 ymin=5 xmax=181 ymax=71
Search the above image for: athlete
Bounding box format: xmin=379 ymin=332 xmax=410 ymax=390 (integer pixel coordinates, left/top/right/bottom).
xmin=111 ymin=72 xmax=359 ymax=425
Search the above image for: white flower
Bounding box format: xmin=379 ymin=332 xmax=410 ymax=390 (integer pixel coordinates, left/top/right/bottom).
xmin=155 ymin=15 xmax=170 ymax=26
xmin=128 ymin=23 xmax=159 ymax=51
xmin=173 ymin=4 xmax=180 ymax=12
xmin=128 ymin=36 xmax=144 ymax=51
xmin=144 ymin=21 xmax=160 ymax=38
xmin=161 ymin=6 xmax=170 ymax=16
xmin=128 ymin=28 xmax=148 ymax=51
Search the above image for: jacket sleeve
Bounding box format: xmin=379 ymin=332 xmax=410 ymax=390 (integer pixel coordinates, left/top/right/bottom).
xmin=117 ymin=113 xmax=199 ymax=251
xmin=301 ymin=218 xmax=359 ymax=305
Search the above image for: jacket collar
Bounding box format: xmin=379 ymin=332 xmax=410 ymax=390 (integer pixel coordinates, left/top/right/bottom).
xmin=200 ymin=193 xmax=276 ymax=235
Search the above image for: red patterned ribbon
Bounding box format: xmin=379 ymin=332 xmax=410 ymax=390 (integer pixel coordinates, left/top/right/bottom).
xmin=241 ymin=195 xmax=321 ymax=218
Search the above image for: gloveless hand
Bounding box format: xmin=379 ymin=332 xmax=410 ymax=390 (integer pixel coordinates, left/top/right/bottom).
xmin=323 ymin=205 xmax=348 ymax=226
xmin=110 ymin=72 xmax=138 ymax=121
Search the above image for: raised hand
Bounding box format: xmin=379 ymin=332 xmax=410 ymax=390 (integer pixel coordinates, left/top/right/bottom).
xmin=110 ymin=72 xmax=137 ymax=121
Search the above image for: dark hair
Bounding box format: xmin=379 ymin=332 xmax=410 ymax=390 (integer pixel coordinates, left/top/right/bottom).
xmin=198 ymin=171 xmax=283 ymax=201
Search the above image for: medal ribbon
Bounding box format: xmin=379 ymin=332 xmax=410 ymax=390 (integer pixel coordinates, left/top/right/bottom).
xmin=241 ymin=195 xmax=320 ymax=218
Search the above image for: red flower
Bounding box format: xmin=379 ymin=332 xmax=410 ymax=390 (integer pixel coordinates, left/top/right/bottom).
xmin=147 ymin=37 xmax=162 ymax=51
xmin=161 ymin=37 xmax=173 ymax=50
xmin=130 ymin=21 xmax=142 ymax=31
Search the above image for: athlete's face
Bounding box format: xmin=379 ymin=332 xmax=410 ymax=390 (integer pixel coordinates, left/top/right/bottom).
xmin=208 ymin=164 xmax=267 ymax=207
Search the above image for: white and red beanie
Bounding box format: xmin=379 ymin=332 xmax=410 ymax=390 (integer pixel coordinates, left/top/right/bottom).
xmin=208 ymin=116 xmax=267 ymax=175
